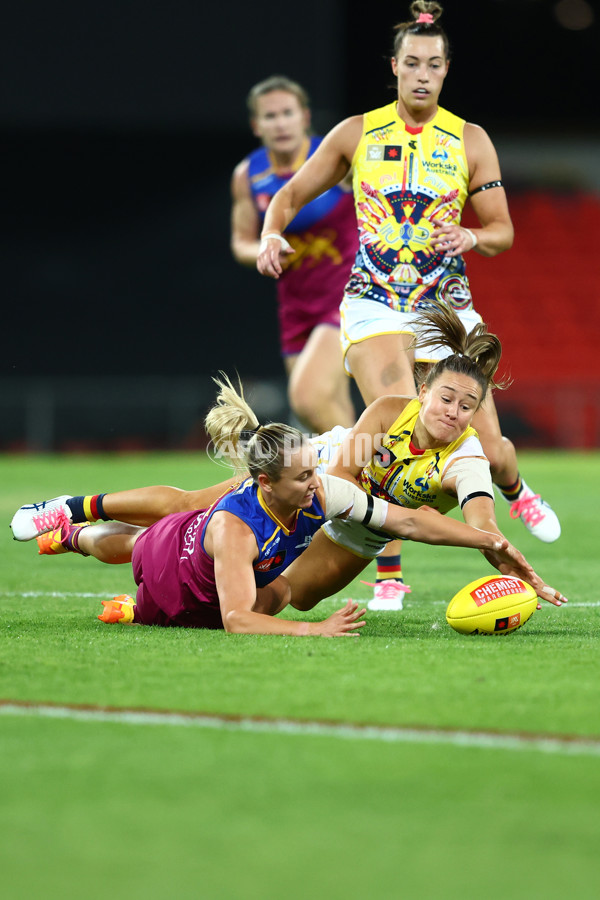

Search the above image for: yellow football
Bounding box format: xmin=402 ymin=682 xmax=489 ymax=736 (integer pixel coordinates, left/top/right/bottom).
xmin=446 ymin=575 xmax=537 ymax=636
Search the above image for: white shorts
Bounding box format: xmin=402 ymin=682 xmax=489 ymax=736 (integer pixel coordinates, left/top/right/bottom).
xmin=310 ymin=425 xmax=352 ymax=474
xmin=311 ymin=428 xmax=390 ymax=559
xmin=322 ymin=517 xmax=391 ymax=559
xmin=340 ymin=298 xmax=484 ymax=375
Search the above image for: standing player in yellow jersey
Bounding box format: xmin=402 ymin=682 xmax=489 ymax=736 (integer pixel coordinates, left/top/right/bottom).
xmin=257 ymin=1 xmax=560 ymax=611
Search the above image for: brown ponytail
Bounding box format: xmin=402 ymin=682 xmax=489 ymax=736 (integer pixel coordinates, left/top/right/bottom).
xmin=411 ymin=303 xmax=509 ymax=403
xmin=393 ymin=2 xmax=450 ymax=59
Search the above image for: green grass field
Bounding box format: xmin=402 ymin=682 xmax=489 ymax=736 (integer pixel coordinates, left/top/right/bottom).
xmin=1 ymin=451 xmax=599 ymax=899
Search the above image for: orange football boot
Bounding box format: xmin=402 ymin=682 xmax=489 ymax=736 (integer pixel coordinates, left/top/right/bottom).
xmin=98 ymin=594 xmax=136 ymax=624
xmin=37 ymin=521 xmax=91 ymax=555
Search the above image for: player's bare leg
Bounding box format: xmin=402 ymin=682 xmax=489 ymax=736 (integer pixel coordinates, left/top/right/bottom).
xmin=346 ymin=333 xmax=417 ymax=609
xmin=286 ymin=325 xmax=354 ymax=432
xmin=36 ymin=521 xmax=141 ymax=563
xmin=473 ymin=393 xmax=560 ymax=542
xmin=285 ymin=530 xmax=370 ymax=611
xmin=252 ymin=576 xmax=292 ymax=616
xmin=77 ymin=522 xmax=142 ymax=563
xmin=10 ymin=479 xmax=241 ymax=539
xmin=472 ymin=391 xmax=518 ymax=485
xmin=346 ymin=331 xmax=416 ymax=407
xmin=101 ymin=481 xmax=239 ymax=527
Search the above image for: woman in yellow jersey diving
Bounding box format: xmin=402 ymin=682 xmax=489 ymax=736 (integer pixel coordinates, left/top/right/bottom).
xmin=274 ymin=303 xmax=563 ymax=611
xmin=11 ymin=304 xmax=567 ymax=613
xmin=257 ymin=0 xmax=561 ymax=611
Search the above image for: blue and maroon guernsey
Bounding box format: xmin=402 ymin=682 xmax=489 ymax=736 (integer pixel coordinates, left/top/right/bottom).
xmin=247 ymin=135 xmax=358 ymax=355
xmin=248 ymin=135 xmax=349 ymax=233
xmin=131 ymin=478 xmax=326 ymax=628
xmin=199 ymin=477 xmax=326 ymax=587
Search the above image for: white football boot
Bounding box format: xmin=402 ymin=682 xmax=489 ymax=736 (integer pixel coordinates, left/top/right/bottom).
xmin=364 ymin=580 xmax=412 ymax=611
xmin=10 ymin=496 xmax=73 ymax=541
xmin=499 ymin=483 xmax=561 ymax=543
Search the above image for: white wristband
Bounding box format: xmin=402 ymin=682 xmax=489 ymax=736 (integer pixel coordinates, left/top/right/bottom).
xmin=463 ymin=227 xmax=478 ymax=249
xmin=259 ymin=232 xmax=292 ymax=254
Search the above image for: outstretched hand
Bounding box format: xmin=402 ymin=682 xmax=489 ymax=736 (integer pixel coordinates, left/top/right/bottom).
xmin=315 ymin=599 xmax=366 ymax=637
xmin=482 ymin=539 xmax=567 ymax=607
xmin=256 ymin=235 xmax=294 ymax=279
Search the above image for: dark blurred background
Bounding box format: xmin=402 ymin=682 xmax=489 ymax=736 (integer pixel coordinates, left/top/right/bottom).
xmin=1 ymin=0 xmax=599 ymax=450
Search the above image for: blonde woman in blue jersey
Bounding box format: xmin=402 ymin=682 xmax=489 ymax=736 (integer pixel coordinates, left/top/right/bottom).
xmin=11 ymin=371 xmax=549 ymax=635
xmin=257 ymin=0 xmax=560 ymax=611
xmin=12 ymin=308 xmax=566 ymax=618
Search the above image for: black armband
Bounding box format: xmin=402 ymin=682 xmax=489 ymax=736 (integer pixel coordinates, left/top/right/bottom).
xmin=362 ymin=495 xmax=374 ymax=526
xmin=460 ymin=490 xmax=494 ymax=510
xmin=469 ymin=180 xmax=503 ymax=197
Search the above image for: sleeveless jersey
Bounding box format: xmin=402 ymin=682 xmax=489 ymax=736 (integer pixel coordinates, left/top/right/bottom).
xmin=131 ymin=478 xmax=327 ymax=628
xmin=247 ymin=136 xmax=357 ymax=345
xmin=249 ymin=135 xmax=349 ymax=234
xmin=358 ymin=398 xmax=483 ymax=514
xmin=347 ymin=102 xmax=472 ymax=314
xmin=196 ymin=477 xmax=327 ymax=590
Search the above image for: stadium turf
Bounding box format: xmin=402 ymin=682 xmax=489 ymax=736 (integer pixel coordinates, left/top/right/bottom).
xmin=1 ymin=451 xmax=599 ymax=899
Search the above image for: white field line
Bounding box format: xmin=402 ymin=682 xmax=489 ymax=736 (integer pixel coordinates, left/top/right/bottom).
xmin=3 ymin=591 xmax=599 ymax=609
xmin=2 ymin=591 xmax=117 ymax=599
xmin=1 ymin=700 xmax=599 ymax=757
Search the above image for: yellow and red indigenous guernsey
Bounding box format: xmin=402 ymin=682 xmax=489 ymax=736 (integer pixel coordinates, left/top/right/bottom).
xmin=358 ymin=399 xmax=481 ymax=513
xmin=348 ymin=102 xmax=472 ymax=314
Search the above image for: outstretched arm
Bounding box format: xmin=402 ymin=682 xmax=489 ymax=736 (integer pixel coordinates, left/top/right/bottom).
xmin=257 ymin=116 xmax=362 ymax=278
xmin=317 ymin=471 xmax=551 ymax=585
xmin=457 ymin=495 xmax=566 ymax=607
xmin=209 ymin=512 xmax=365 ymax=636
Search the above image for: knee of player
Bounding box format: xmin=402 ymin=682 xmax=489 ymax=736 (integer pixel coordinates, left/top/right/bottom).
xmin=289 ymin=580 xmax=322 ymax=611
xmin=288 ymin=383 xmax=321 ymax=430
xmin=290 ymin=595 xmax=320 ymax=611
xmin=484 ymin=435 xmax=515 ymax=472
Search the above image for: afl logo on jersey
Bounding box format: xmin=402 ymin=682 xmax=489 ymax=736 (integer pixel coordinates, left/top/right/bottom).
xmin=366 ymin=145 xmax=403 ymax=161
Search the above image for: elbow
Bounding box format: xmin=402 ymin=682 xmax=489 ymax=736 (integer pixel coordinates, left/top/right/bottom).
xmin=490 ymin=226 xmax=515 ymax=257
xmin=230 ymin=242 xmax=245 ymax=266
xmin=223 ymin=609 xmax=246 ymax=634
xmin=478 ymin=224 xmax=514 ymax=258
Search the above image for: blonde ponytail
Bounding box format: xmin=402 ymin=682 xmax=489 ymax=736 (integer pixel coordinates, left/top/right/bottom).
xmin=204 ymin=373 xmax=259 ymax=476
xmin=204 ymin=373 xmax=307 ymax=481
